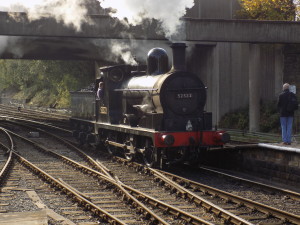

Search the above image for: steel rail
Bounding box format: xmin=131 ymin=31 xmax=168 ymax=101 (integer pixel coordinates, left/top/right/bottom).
xmin=90 ymin=158 xmax=214 ymax=225
xmin=42 ymin=132 xmax=215 ymax=224
xmin=0 ymin=110 xmax=68 ymax=128
xmin=0 ymin=128 xmax=14 ymax=185
xmin=121 ymin=183 xmax=214 ymax=225
xmin=0 ymin=104 xmax=70 ymax=120
xmin=50 ymin=154 xmax=170 ymax=225
xmin=19 ymin=119 xmax=298 ymax=224
xmin=40 ymin=142 xmax=212 ymax=225
xmin=6 ymin=129 xmax=170 ymax=225
xmin=7 ymin=127 xmax=216 ymax=225
xmin=199 ymin=166 xmax=300 ymax=201
xmin=12 ymin=152 xmax=126 ymax=225
xmin=0 ymin=127 xmax=15 ymax=150
xmin=0 ymin=116 xmax=72 ymax=134
xmin=1 ymin=120 xmax=119 ymax=184
xmin=10 ymin=122 xmax=121 ymax=181
xmin=113 ymin=157 xmax=252 ymax=225
xmin=149 ymin=168 xmax=252 ymax=225
xmin=1 ymin=121 xmax=252 ymax=224
xmin=0 ymin=146 xmax=13 ymax=185
xmin=158 ymin=169 xmax=300 ymax=225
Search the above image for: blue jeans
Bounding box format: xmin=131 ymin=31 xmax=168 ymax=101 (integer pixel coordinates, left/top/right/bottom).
xmin=280 ymin=117 xmax=293 ymax=143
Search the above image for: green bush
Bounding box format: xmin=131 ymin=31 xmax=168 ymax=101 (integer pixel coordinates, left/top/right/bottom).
xmin=219 ymin=101 xmax=280 ymax=133
xmin=260 ymin=101 xmax=280 ymax=133
xmin=219 ymin=107 xmax=249 ymax=130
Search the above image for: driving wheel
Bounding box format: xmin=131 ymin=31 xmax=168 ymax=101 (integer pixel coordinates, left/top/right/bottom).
xmin=142 ymin=138 xmax=155 ymax=167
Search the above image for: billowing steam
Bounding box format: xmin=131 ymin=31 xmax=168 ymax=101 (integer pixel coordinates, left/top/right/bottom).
xmin=0 ymin=36 xmax=24 ymax=58
xmin=0 ymin=0 xmax=193 ymax=61
xmin=0 ymin=0 xmax=90 ymax=31
xmin=0 ymin=0 xmax=194 ymax=36
xmin=0 ymin=37 xmax=9 ymax=56
xmin=92 ymin=40 xmax=171 ymax=65
xmin=110 ymin=41 xmax=138 ymax=65
xmin=99 ymin=0 xmax=195 ymax=38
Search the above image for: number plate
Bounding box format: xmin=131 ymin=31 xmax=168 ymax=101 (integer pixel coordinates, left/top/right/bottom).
xmin=176 ymin=93 xmax=193 ymax=99
xmin=100 ymin=107 xmax=107 ymax=114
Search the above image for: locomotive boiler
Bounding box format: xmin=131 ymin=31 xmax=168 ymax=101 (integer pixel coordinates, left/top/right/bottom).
xmin=70 ymin=43 xmax=230 ymax=168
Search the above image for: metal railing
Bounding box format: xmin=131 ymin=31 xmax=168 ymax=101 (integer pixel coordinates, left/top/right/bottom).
xmin=224 ymin=128 xmax=300 ymax=144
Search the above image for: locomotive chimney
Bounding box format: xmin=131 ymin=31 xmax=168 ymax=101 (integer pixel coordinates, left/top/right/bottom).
xmin=171 ymin=43 xmax=187 ymax=71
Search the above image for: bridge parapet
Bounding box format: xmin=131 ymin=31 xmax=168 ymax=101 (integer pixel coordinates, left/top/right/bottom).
xmin=2 ymin=12 xmax=300 ymax=43
xmin=0 ymin=12 xmax=165 ymax=40
xmin=185 ymin=18 xmax=300 ymax=44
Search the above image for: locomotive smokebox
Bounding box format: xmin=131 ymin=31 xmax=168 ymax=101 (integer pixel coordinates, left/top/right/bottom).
xmin=171 ymin=43 xmax=187 ymax=71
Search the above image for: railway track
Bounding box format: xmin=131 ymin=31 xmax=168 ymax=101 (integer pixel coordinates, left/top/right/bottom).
xmin=0 ymin=123 xmax=218 ymax=224
xmin=1 ymin=113 xmax=300 ymax=224
xmin=5 ymin=129 xmax=153 ymax=224
xmin=197 ymin=166 xmax=300 ymax=200
xmin=1 ymin=121 xmax=251 ymax=224
xmin=0 ymin=104 xmax=70 ymax=129
xmin=158 ymin=167 xmax=300 ymax=224
xmin=95 ymin=156 xmax=300 ymax=224
xmin=0 ymin=127 xmax=97 ymax=224
xmin=0 ymin=104 xmax=70 ymax=120
xmin=0 ymin=128 xmax=14 ymax=186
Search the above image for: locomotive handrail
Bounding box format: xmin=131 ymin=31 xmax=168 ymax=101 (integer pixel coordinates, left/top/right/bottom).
xmin=166 ymin=87 xmax=206 ymax=91
xmin=114 ymin=88 xmax=158 ymax=92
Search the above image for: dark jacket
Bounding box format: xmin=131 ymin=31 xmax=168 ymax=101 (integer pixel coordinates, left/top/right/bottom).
xmin=277 ymin=89 xmax=296 ymax=117
xmin=97 ymin=88 xmax=104 ymax=100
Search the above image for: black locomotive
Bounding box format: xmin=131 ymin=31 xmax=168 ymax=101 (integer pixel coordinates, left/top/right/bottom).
xmin=70 ymin=43 xmax=230 ymax=168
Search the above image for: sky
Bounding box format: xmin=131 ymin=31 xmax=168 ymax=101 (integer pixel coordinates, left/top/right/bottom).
xmin=0 ymin=0 xmax=90 ymax=31
xmin=0 ymin=0 xmax=39 ymax=9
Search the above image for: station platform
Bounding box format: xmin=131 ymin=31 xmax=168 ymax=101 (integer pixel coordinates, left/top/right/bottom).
xmin=257 ymin=142 xmax=300 ymax=153
xmin=219 ymin=138 xmax=300 ymax=188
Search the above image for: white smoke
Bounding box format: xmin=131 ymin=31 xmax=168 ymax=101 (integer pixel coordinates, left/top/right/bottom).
xmin=0 ymin=0 xmax=194 ymax=36
xmin=0 ymin=36 xmax=24 ymax=58
xmin=110 ymin=41 xmax=138 ymax=65
xmin=99 ymin=0 xmax=194 ymax=38
xmin=0 ymin=37 xmax=9 ymax=56
xmin=0 ymin=0 xmax=90 ymax=31
xmin=92 ymin=39 xmax=171 ymax=66
xmin=0 ymin=1 xmax=193 ymax=61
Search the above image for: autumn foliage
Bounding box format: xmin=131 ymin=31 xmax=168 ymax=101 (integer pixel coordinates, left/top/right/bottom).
xmin=238 ymin=0 xmax=296 ymax=21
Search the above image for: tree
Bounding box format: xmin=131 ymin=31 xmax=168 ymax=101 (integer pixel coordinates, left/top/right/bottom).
xmin=237 ymin=0 xmax=296 ymax=21
xmin=0 ymin=59 xmax=94 ymax=108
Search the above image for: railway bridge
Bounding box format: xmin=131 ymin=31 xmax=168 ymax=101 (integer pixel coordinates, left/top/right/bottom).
xmin=1 ymin=8 xmax=300 ymax=131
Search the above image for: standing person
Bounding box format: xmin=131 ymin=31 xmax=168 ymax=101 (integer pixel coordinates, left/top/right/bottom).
xmin=277 ymin=83 xmax=298 ymax=145
xmin=97 ymin=82 xmax=104 ymax=100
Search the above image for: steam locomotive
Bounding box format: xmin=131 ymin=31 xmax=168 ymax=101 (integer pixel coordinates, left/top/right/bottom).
xmin=70 ymin=43 xmax=230 ymax=168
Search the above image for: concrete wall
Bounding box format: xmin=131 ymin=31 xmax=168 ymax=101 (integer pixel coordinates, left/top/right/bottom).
xmin=205 ymin=147 xmax=300 ymax=188
xmin=259 ymin=45 xmax=284 ymax=101
xmin=217 ymin=43 xmax=250 ymax=120
xmin=188 ymin=42 xmax=285 ymax=128
xmin=188 ymin=42 xmax=250 ymax=126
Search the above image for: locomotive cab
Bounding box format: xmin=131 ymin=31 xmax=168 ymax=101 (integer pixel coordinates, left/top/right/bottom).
xmin=97 ymin=65 xmax=134 ymax=124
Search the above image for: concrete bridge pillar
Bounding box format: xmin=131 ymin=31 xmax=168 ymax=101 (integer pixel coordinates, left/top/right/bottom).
xmin=249 ymin=44 xmax=261 ymax=132
xmin=274 ymin=45 xmax=284 ymax=96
